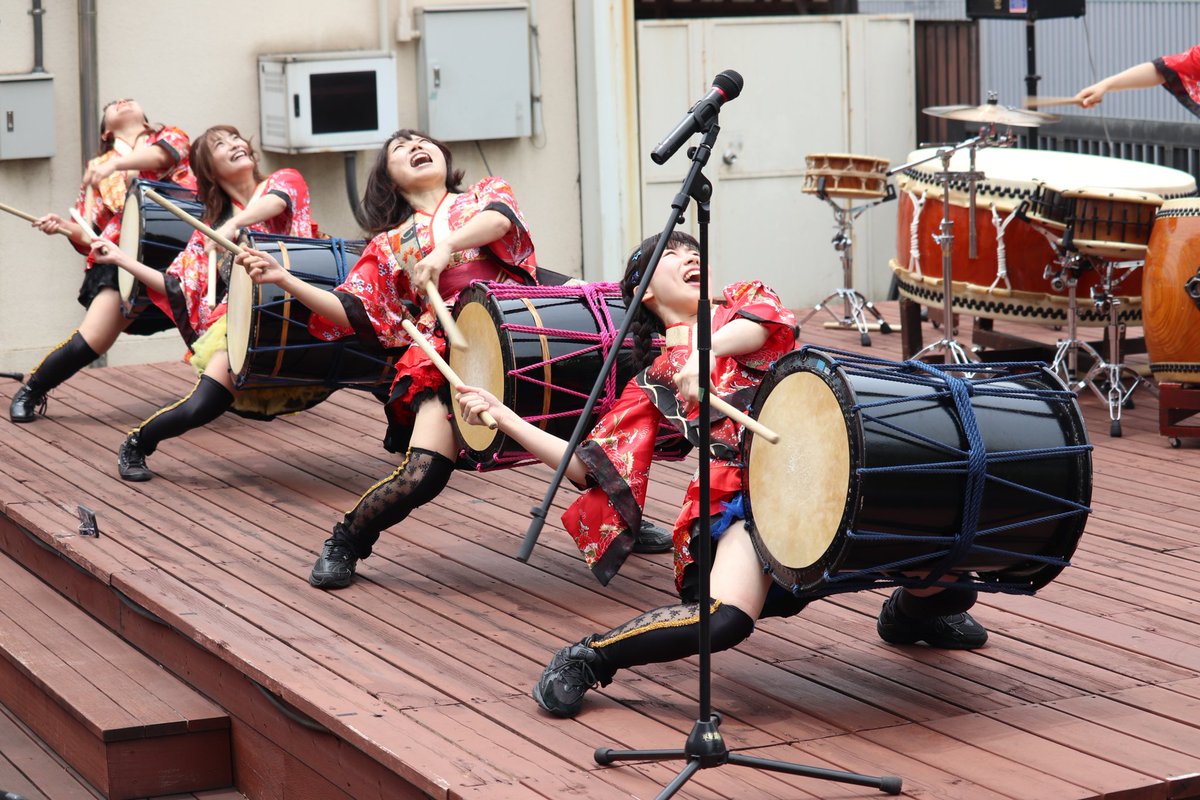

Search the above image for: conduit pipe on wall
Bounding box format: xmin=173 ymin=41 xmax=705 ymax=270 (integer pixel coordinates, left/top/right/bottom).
xmin=29 ymin=0 xmax=46 ymax=72
xmin=77 ymin=0 xmax=99 ymax=168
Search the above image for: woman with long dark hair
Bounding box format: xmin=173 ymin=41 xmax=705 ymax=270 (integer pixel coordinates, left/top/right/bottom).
xmin=457 ymin=232 xmax=989 ymax=719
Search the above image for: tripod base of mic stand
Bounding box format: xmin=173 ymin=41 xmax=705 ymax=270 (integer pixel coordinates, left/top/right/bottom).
xmin=594 ymin=713 xmax=902 ymax=799
xmin=802 ymin=289 xmax=893 ymax=347
xmin=0 ymin=373 xmax=23 ymax=383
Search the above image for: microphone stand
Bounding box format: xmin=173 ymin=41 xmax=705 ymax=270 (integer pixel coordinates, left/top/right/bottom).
xmin=525 ymin=117 xmax=901 ymax=796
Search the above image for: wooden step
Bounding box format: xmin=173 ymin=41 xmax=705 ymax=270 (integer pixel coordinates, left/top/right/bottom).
xmin=0 ymin=550 xmax=231 ymax=800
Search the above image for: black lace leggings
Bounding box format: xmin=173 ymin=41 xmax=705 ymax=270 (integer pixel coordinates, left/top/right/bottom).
xmin=333 ymin=447 xmax=455 ymax=558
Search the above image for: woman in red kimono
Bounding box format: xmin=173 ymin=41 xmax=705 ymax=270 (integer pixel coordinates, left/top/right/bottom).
xmin=92 ymin=124 xmax=317 ymax=481
xmin=1075 ymin=44 xmax=1200 ymax=117
xmin=457 ymin=231 xmax=989 ymax=719
xmin=239 ymin=129 xmax=542 ymax=588
xmin=11 ymin=99 xmax=193 ymax=423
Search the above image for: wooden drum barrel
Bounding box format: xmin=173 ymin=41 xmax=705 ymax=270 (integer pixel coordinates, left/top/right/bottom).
xmin=1145 ymin=198 xmax=1200 ymax=384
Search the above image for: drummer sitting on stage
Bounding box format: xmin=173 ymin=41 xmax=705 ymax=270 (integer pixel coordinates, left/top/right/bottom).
xmin=456 ymin=231 xmax=988 ymax=719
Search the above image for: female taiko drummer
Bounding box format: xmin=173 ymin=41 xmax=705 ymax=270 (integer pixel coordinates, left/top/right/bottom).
xmin=92 ymin=124 xmax=319 ymax=481
xmin=457 ymin=231 xmax=990 ymax=719
xmin=238 ymin=128 xmax=671 ymax=590
xmin=12 ymin=99 xmax=192 ymax=423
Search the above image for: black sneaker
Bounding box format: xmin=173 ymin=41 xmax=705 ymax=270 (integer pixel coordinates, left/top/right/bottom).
xmin=532 ymin=637 xmax=609 ymax=718
xmin=633 ymin=519 xmax=673 ymax=554
xmin=10 ymin=384 xmax=47 ymax=423
xmin=117 ymin=434 xmax=152 ymax=482
xmin=309 ymin=537 xmax=358 ymax=589
xmin=876 ymin=588 xmax=988 ymax=650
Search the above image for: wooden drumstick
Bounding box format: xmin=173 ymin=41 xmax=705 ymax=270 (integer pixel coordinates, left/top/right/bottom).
xmin=1022 ymin=96 xmax=1084 ymax=109
xmin=70 ymin=209 xmax=116 ymax=258
xmin=400 ymin=318 xmax=497 ymax=430
xmin=144 ymin=188 xmax=244 ymax=255
xmin=83 ymin=185 xmax=96 ymax=226
xmin=205 ymin=250 xmax=219 ymax=308
xmin=707 ymin=393 xmax=780 ymax=444
xmin=424 ymin=280 xmax=467 ymax=350
xmin=0 ymin=201 xmax=69 ymax=236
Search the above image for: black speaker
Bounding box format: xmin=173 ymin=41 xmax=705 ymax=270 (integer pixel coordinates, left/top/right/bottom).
xmin=966 ymin=0 xmax=1084 ymax=19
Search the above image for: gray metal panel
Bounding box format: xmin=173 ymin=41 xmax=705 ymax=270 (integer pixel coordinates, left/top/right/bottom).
xmin=0 ymin=74 xmax=55 ymax=160
xmin=417 ymin=6 xmax=532 ymax=142
xmin=860 ymin=0 xmax=1200 ymax=123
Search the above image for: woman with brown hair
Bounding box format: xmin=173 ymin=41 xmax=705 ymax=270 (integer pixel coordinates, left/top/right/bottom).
xmin=93 ymin=124 xmax=315 ymax=481
xmin=11 ymin=99 xmax=192 ymax=423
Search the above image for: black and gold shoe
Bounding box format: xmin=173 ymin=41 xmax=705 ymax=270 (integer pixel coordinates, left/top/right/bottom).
xmin=633 ymin=519 xmax=673 ymax=554
xmin=9 ymin=384 xmax=47 ymax=423
xmin=117 ymin=434 xmax=153 ymax=482
xmin=309 ymin=536 xmax=358 ymax=589
xmin=532 ymin=637 xmax=610 ymax=718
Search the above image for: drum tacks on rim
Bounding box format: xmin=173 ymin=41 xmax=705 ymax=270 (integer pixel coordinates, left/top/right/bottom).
xmin=744 ymin=347 xmax=1092 ymax=598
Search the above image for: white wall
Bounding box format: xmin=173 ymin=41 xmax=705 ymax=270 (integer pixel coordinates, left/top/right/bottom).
xmin=0 ymin=0 xmax=581 ymax=373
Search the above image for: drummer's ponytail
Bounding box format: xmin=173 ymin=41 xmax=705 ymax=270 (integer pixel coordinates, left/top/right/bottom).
xmin=621 ymin=231 xmax=700 ymax=370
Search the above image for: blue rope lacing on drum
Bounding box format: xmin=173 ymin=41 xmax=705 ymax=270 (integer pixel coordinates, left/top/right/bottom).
xmin=789 ymin=346 xmax=1092 ymax=598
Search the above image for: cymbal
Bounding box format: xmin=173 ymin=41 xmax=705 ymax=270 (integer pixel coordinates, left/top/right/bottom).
xmin=922 ymin=102 xmax=1060 ymax=127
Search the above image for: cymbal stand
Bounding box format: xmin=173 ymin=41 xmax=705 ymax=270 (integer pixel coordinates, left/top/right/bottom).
xmin=1045 ymin=241 xmax=1143 ymax=437
xmin=800 ymin=181 xmax=895 ymax=346
xmin=1081 ymin=260 xmax=1144 ymax=438
xmin=892 ymin=139 xmax=987 ymax=364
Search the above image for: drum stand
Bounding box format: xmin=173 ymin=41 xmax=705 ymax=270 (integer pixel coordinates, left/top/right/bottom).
xmin=800 ymin=185 xmax=895 ymax=346
xmin=521 ymin=121 xmax=901 ymax=799
xmin=892 ymin=138 xmax=990 ymax=365
xmin=1047 ymin=249 xmax=1144 ymax=437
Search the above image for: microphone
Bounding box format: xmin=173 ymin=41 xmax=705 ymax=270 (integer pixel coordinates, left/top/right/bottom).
xmin=650 ymin=70 xmax=744 ymax=165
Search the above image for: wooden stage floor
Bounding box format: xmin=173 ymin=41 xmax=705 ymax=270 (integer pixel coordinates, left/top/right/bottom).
xmin=2 ymin=302 xmax=1200 ymax=799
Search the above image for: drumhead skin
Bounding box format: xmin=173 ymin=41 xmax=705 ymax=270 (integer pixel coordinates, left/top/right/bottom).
xmin=453 ymin=298 xmax=506 ymax=453
xmin=226 ymin=237 xmax=253 ymax=375
xmin=116 ymin=199 xmax=142 ymax=302
xmin=745 ymin=348 xmax=1092 ymax=596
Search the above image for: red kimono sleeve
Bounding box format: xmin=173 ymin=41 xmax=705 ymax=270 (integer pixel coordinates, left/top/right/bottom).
xmin=561 ymin=374 xmax=668 ymax=585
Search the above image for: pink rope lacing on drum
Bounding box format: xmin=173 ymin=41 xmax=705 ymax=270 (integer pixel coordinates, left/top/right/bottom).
xmin=470 ymin=281 xmax=684 ymax=469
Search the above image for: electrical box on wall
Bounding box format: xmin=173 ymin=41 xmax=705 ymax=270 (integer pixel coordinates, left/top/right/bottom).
xmin=417 ymin=5 xmax=531 ymax=141
xmin=0 ymin=73 xmax=55 ymax=160
xmin=258 ymin=51 xmax=398 ymax=154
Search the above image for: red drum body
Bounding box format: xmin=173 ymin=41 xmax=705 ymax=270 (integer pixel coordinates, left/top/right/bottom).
xmin=1145 ymin=199 xmax=1200 ymax=384
xmin=893 ymin=148 xmax=1196 ymax=326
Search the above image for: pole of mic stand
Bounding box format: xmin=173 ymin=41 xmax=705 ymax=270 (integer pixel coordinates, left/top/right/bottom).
xmin=1025 ymin=17 xmax=1040 ymax=149
xmin=517 ymin=148 xmax=711 ymax=561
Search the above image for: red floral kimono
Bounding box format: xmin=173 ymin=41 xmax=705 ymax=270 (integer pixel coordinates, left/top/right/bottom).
xmin=154 ymin=168 xmax=314 ymax=346
xmin=563 ymin=281 xmax=797 ymax=588
xmin=1155 ymin=45 xmax=1200 ymax=118
xmin=81 ymin=125 xmax=195 ymax=258
xmin=308 ymin=176 xmax=537 ymax=439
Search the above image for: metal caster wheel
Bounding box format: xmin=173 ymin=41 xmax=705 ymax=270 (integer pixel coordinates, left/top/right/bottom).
xmin=1170 ymin=437 xmax=1182 ymax=449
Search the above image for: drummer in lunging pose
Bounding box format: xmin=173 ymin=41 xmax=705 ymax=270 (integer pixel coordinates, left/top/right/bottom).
xmin=11 ymin=98 xmax=192 ymax=423
xmin=457 ymin=232 xmax=988 ymax=719
xmin=238 ymin=129 xmax=671 ymax=590
xmin=92 ymin=124 xmax=318 ymax=481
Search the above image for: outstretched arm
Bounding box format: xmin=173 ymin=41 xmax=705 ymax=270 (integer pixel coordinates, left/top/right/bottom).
xmin=412 ymin=209 xmax=512 ymax=291
xmin=89 ymin=239 xmax=166 ymax=294
xmin=673 ymin=318 xmax=771 ymax=405
xmin=81 ymin=144 xmax=174 ymax=188
xmin=1075 ymin=61 xmax=1163 ymax=108
xmin=456 ymin=384 xmax=588 ymax=484
xmin=236 ymin=248 xmax=351 ymax=327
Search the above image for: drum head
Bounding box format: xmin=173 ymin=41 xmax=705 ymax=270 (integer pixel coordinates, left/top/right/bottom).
xmin=226 ymin=243 xmax=254 ymax=376
xmin=116 ymin=193 xmax=142 ymax=302
xmin=451 ymin=297 xmax=505 ymax=452
xmin=746 ymin=350 xmax=857 ymax=590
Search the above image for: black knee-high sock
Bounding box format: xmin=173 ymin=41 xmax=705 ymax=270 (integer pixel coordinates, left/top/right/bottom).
xmin=586 ymin=601 xmax=757 ymax=683
xmin=333 ymin=447 xmax=455 ymax=559
xmin=897 ymin=586 xmax=978 ymax=620
xmin=26 ymin=332 xmax=100 ymax=394
xmin=133 ymin=375 xmax=234 ymax=454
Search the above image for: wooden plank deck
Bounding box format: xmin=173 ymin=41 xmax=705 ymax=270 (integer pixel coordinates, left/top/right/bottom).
xmin=2 ymin=302 xmax=1200 ymax=799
